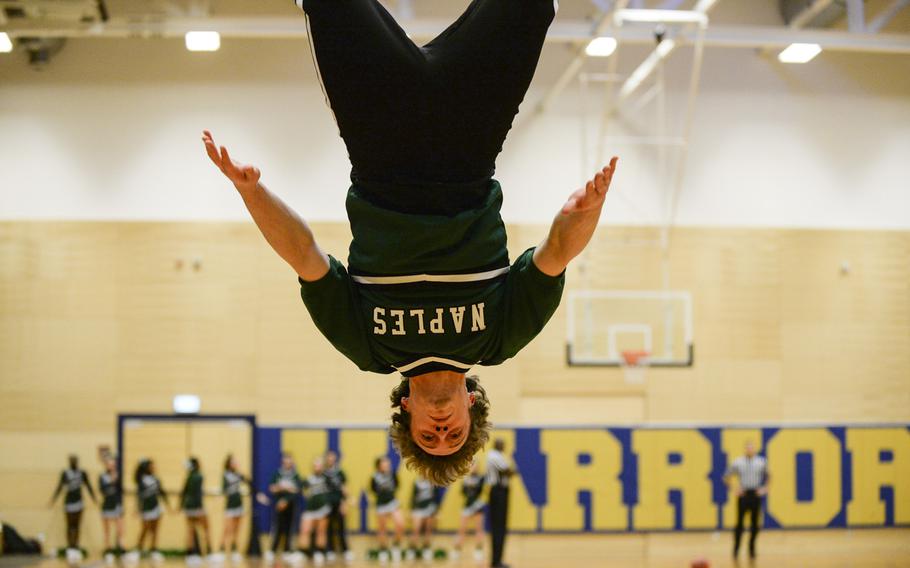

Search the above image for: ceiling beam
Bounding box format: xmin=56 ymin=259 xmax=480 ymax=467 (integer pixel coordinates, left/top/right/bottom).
xmin=704 ymin=24 xmax=910 ymax=54
xmin=869 ymin=0 xmax=910 ymax=33
xmin=4 ymin=19 xmax=910 ymax=55
xmin=846 ymin=0 xmax=865 ymax=32
xmin=755 ymin=0 xmax=836 ymax=57
xmin=788 ymin=0 xmax=836 ymax=29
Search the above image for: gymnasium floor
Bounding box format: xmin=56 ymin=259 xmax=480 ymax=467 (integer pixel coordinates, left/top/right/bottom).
xmin=4 ymin=531 xmax=909 ymax=568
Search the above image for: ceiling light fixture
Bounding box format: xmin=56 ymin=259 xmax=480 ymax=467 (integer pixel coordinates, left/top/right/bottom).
xmin=0 ymin=33 xmax=13 ymax=54
xmin=185 ymin=31 xmax=221 ymax=52
xmin=586 ymin=37 xmax=618 ymax=57
xmin=778 ymin=43 xmax=822 ymax=63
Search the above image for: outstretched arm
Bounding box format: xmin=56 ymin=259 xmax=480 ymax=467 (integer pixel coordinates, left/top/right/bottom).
xmin=179 ymin=477 xmax=189 ymax=511
xmin=759 ymin=471 xmax=771 ymax=496
xmin=82 ymin=471 xmax=97 ymax=504
xmin=158 ymin=482 xmax=172 ymax=510
xmin=202 ymin=130 xmax=330 ymax=282
xmin=49 ymin=473 xmax=65 ymax=507
xmin=533 ymin=158 xmax=618 ymax=277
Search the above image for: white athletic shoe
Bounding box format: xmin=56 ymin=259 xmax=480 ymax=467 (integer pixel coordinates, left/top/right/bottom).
xmin=390 ymin=547 xmax=402 ymax=564
xmin=472 ymin=548 xmax=484 ymax=563
xmin=209 ymin=552 xmax=225 ymax=563
xmin=123 ymin=550 xmax=141 ymax=565
xmin=151 ymin=551 xmax=165 ymax=564
xmin=378 ymin=550 xmax=390 ymax=564
xmin=325 ymin=551 xmax=336 ymax=564
xmin=403 ymin=549 xmax=416 ymax=562
xmin=231 ymin=552 xmax=244 ymax=564
xmin=186 ymin=554 xmax=203 ymax=567
xmin=421 ymin=548 xmax=433 ymax=562
xmin=343 ymin=550 xmax=355 ymax=564
xmin=313 ymin=551 xmax=325 ymax=566
xmin=65 ymin=548 xmax=82 ymax=565
xmin=263 ymin=550 xmax=275 ymax=564
xmin=104 ymin=553 xmax=116 ymax=565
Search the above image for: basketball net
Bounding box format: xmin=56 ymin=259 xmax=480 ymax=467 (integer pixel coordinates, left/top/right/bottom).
xmin=621 ymin=350 xmax=650 ymax=385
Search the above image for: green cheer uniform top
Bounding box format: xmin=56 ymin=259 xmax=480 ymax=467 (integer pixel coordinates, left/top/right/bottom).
xmin=302 ymin=474 xmax=332 ymax=512
xmin=223 ymin=471 xmax=245 ymax=511
xmin=323 ymin=465 xmax=346 ymax=507
xmin=181 ymin=470 xmax=204 ymax=511
xmin=61 ymin=469 xmax=89 ymax=512
xmin=138 ymin=474 xmax=164 ymax=513
xmin=270 ymin=468 xmax=303 ymax=507
xmin=410 ymin=479 xmax=436 ymax=511
xmin=299 ymin=181 xmax=565 ymax=377
xmin=99 ymin=472 xmax=122 ymax=512
xmin=370 ymin=471 xmax=398 ymax=507
xmin=461 ymin=473 xmax=485 ymax=508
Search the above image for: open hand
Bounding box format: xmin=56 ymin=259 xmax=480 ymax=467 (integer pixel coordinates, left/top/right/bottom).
xmin=202 ymin=130 xmax=261 ymax=191
xmin=562 ymin=157 xmax=618 ymax=215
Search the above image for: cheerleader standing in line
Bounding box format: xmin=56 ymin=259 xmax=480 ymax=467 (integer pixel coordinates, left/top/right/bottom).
xmin=130 ymin=458 xmax=171 ymax=564
xmin=180 ymin=457 xmax=213 ymax=562
xmin=452 ymin=460 xmax=486 ymax=563
xmin=297 ymin=456 xmax=333 ymax=566
xmin=408 ymin=477 xmax=439 ymax=562
xmin=49 ymin=455 xmax=97 ymax=562
xmin=98 ymin=456 xmax=124 ymax=563
xmin=218 ymin=454 xmax=251 ymax=564
xmin=370 ymin=456 xmax=404 ymax=564
xmin=323 ymin=450 xmax=353 ymax=564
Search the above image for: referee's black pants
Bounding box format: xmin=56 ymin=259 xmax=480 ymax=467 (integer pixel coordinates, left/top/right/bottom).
xmin=327 ymin=503 xmax=348 ymax=553
xmin=271 ymin=504 xmax=295 ymax=553
xmin=488 ymin=485 xmax=509 ymax=568
xmin=734 ymin=490 xmax=761 ymax=557
xmin=297 ymin=0 xmax=556 ymax=190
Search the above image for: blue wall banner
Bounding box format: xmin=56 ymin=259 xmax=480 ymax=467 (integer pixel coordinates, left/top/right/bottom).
xmin=252 ymin=424 xmax=909 ymax=533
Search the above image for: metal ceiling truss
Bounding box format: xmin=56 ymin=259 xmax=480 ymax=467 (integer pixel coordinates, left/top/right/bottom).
xmin=1 ymin=4 xmax=907 ymax=54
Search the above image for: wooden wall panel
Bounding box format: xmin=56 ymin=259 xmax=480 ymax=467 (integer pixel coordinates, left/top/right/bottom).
xmin=2 ymin=221 xmax=909 ymax=551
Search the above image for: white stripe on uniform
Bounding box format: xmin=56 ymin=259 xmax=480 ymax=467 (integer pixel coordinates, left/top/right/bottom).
xmin=394 ymin=356 xmax=475 ymax=374
xmin=351 ymin=267 xmax=510 ymax=286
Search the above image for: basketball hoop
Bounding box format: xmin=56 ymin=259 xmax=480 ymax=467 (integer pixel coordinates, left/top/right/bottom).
xmin=621 ymin=350 xmax=650 ymax=384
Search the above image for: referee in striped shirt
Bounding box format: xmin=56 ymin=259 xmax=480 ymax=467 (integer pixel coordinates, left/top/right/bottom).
xmin=486 ymin=439 xmax=514 ymax=568
xmin=724 ymin=441 xmax=770 ymax=560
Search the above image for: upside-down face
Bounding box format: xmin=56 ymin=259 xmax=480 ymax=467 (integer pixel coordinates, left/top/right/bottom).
xmin=402 ymin=371 xmax=476 ymax=457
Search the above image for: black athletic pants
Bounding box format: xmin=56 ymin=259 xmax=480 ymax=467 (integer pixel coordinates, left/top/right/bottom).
xmin=327 ymin=503 xmax=348 ymax=553
xmin=488 ymin=485 xmax=509 ymax=567
xmin=271 ymin=505 xmax=295 ymax=553
xmin=299 ymin=0 xmax=556 ymax=188
xmin=734 ymin=490 xmax=762 ymax=558
xmin=65 ymin=510 xmax=82 ymax=549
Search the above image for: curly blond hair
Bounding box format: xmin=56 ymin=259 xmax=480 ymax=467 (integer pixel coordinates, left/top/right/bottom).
xmin=389 ymin=375 xmax=491 ymax=486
